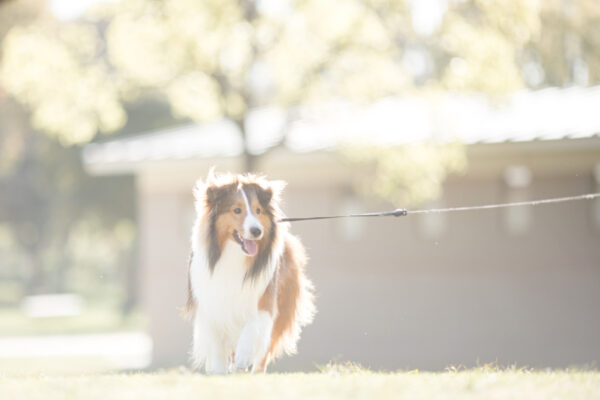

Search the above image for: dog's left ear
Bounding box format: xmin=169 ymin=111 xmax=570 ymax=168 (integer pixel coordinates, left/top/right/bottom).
xmin=257 ymin=186 xmax=273 ymax=207
xmin=257 ymin=180 xmax=286 ymax=206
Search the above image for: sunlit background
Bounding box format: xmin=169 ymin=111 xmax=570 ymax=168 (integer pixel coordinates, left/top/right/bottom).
xmin=0 ymin=0 xmax=599 ymax=375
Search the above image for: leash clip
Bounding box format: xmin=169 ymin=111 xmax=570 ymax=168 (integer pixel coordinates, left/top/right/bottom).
xmin=391 ymin=208 xmax=408 ymax=217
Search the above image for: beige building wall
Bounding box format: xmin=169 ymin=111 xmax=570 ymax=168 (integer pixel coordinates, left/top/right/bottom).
xmin=136 ymin=141 xmax=600 ymax=371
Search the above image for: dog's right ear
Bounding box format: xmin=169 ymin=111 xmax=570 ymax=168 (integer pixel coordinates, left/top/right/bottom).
xmin=206 ymin=185 xmax=224 ymax=205
xmin=194 ymin=180 xmax=225 ymax=208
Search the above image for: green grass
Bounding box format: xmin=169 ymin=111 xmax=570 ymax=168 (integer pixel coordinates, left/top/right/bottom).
xmin=0 ymin=367 xmax=598 ymax=400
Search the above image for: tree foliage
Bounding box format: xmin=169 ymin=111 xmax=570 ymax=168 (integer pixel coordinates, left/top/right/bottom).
xmin=0 ymin=1 xmax=138 ymax=301
xmin=0 ymin=95 xmax=136 ymax=298
xmin=1 ymin=0 xmax=600 ymax=199
xmin=6 ymin=0 xmax=599 ymax=147
xmin=343 ymin=141 xmax=466 ymax=206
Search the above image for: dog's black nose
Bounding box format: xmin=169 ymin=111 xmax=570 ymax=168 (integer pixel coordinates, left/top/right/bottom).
xmin=250 ymin=227 xmax=262 ymax=238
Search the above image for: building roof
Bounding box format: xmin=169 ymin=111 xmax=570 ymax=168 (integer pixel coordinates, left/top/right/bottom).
xmin=83 ymin=85 xmax=600 ymax=173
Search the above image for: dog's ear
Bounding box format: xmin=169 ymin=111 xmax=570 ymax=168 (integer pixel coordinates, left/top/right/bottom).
xmin=256 ymin=180 xmax=286 ymax=207
xmin=193 ymin=180 xmax=224 ymax=210
xmin=256 ymin=186 xmax=273 ymax=207
xmin=194 ymin=168 xmax=226 ymax=210
xmin=206 ymin=185 xmax=225 ymax=205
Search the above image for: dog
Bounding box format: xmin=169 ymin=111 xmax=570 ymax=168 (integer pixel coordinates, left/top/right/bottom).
xmin=182 ymin=171 xmax=315 ymax=373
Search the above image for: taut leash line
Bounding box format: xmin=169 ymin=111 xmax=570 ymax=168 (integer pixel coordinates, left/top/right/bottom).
xmin=278 ymin=193 xmax=600 ymax=223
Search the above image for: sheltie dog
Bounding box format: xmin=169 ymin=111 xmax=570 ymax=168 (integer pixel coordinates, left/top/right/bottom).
xmin=183 ymin=171 xmax=315 ymax=373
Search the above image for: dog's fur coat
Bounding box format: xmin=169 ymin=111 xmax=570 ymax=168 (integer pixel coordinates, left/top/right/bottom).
xmin=183 ymin=172 xmax=315 ymax=373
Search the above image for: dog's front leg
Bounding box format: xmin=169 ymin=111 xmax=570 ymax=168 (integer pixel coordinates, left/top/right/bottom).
xmin=203 ymin=327 xmax=230 ymax=375
xmin=205 ymin=336 xmax=230 ymax=375
xmin=234 ymin=311 xmax=273 ymax=372
xmin=193 ymin=312 xmax=230 ymax=374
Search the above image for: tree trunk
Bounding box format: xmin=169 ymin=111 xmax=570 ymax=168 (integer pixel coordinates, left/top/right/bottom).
xmin=24 ymin=249 xmax=45 ymax=295
xmin=243 ymin=151 xmax=258 ymax=173
xmin=236 ymin=118 xmax=258 ymax=173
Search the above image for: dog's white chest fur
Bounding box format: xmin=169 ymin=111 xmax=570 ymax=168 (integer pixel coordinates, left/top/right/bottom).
xmin=192 ymin=242 xmax=267 ymax=326
xmin=190 ymin=239 xmax=273 ymax=372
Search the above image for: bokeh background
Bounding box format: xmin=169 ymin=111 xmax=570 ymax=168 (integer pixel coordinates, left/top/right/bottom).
xmin=0 ymin=0 xmax=599 ymax=374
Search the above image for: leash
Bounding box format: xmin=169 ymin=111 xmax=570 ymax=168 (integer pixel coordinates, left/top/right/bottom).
xmin=278 ymin=193 xmax=600 ymax=223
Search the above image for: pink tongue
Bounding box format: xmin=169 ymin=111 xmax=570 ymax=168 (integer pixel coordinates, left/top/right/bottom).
xmin=243 ymin=239 xmax=258 ymax=256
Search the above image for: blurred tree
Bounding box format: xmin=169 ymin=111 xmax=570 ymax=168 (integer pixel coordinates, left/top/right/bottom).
xmin=0 ymin=111 xmax=135 ymax=297
xmin=0 ymin=99 xmax=136 ymax=298
xmin=0 ymin=0 xmax=46 ymax=175
xmin=0 ymin=0 xmax=43 ymax=38
xmin=0 ymin=0 xmax=138 ymax=306
xmin=437 ymin=0 xmax=600 ymax=90
xmin=1 ymin=0 xmax=411 ymax=171
xmin=343 ymin=141 xmax=467 ymax=207
xmin=1 ymin=0 xmax=600 ymax=201
xmin=535 ymin=0 xmax=600 ymax=86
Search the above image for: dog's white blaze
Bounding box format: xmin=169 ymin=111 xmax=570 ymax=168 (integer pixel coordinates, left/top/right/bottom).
xmin=234 ymin=310 xmax=273 ymax=372
xmin=241 ymin=187 xmax=263 ymax=239
xmin=190 ymin=220 xmax=278 ymax=373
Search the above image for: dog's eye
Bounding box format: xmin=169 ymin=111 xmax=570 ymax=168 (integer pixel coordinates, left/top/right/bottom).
xmin=256 ymin=208 xmax=261 ymax=215
xmin=233 ymin=208 xmax=242 ymax=214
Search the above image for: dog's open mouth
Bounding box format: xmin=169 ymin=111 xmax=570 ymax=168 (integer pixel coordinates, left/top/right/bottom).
xmin=233 ymin=230 xmax=259 ymax=256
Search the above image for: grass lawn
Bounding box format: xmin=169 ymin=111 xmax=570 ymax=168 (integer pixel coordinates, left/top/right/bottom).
xmin=0 ymin=367 xmax=598 ymax=400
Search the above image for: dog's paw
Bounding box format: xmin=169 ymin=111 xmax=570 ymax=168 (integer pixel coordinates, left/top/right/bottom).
xmin=205 ymin=358 xmax=229 ymax=375
xmin=234 ymin=312 xmax=273 ymax=372
xmin=233 ymin=343 xmax=253 ymax=371
xmin=233 ymin=357 xmax=252 ymax=372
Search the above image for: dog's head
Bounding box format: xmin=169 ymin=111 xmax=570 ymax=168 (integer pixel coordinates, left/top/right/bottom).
xmin=194 ymin=170 xmax=286 ymax=274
